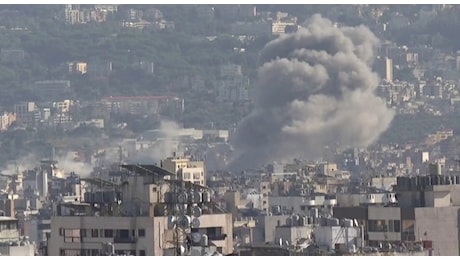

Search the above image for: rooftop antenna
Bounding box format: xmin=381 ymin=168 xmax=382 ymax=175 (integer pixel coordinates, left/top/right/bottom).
xmin=119 ymin=145 xmax=123 ymax=170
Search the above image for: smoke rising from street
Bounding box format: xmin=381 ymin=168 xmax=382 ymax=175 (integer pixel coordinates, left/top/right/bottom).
xmin=227 ymin=14 xmax=395 ymax=172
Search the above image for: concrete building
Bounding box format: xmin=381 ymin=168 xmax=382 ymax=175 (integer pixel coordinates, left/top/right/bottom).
xmin=385 ymin=57 xmax=393 ymax=82
xmin=101 ymin=96 xmax=184 ymax=117
xmin=0 ymin=216 xmax=36 ymax=256
xmin=47 ymin=164 xmax=232 ymax=256
xmin=33 ymin=80 xmax=71 ymax=102
xmin=414 ymin=207 xmax=460 ymax=256
xmin=0 ymin=112 xmax=16 ymax=131
xmin=14 ymin=102 xmax=36 ymax=126
xmin=314 ymin=225 xmax=360 ymax=253
xmin=337 ymin=191 xmax=396 ymax=207
xmin=162 ymin=156 xmax=206 ymax=186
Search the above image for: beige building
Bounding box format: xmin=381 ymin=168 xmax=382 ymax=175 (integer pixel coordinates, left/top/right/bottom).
xmin=162 ymin=157 xmax=206 ymax=186
xmin=47 ymin=165 xmax=232 ymax=256
xmin=48 ymin=214 xmax=232 ymax=256
xmin=0 ymin=112 xmax=16 ymax=131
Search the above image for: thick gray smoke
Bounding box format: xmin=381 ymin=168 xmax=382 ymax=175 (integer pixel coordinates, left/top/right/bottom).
xmin=228 ymin=14 xmax=395 ymax=172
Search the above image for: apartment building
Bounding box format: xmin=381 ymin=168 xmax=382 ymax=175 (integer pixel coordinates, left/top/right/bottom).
xmin=47 ymin=164 xmax=231 ymax=256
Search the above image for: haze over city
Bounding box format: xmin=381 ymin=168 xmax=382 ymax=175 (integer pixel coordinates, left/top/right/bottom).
xmin=0 ymin=4 xmax=458 ymax=256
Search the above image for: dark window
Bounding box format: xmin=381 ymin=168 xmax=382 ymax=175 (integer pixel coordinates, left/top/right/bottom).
xmin=117 ymin=229 xmax=130 ymax=238
xmin=139 ymin=250 xmax=146 ymax=256
xmin=91 ymin=229 xmax=98 ymax=238
xmin=394 ymin=220 xmax=401 ymax=233
xmin=138 ymin=229 xmax=146 ymax=237
xmin=104 ymin=229 xmax=113 ymax=238
xmin=38 ymin=223 xmax=51 ymax=230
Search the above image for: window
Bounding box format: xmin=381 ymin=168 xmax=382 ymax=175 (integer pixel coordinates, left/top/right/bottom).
xmin=138 ymin=229 xmax=145 ymax=237
xmin=64 ymin=229 xmax=81 ymax=243
xmin=394 ymin=220 xmax=401 ymax=233
xmin=91 ymin=229 xmax=98 ymax=238
xmin=139 ymin=250 xmax=146 ymax=256
xmin=117 ymin=229 xmax=130 ymax=238
xmin=104 ymin=229 xmax=113 ymax=238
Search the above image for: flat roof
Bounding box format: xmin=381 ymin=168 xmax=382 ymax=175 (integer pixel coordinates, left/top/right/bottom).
xmin=0 ymin=216 xmax=17 ymax=221
xmin=102 ymin=96 xmax=179 ymax=101
xmin=121 ymin=164 xmax=174 ymax=177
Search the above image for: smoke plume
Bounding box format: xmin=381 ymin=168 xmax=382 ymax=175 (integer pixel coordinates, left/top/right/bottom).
xmin=1 ymin=154 xmax=39 ymax=175
xmin=228 ymin=15 xmax=395 ymax=172
xmin=126 ymin=120 xmax=182 ymax=164
xmin=56 ymin=152 xmax=93 ymax=177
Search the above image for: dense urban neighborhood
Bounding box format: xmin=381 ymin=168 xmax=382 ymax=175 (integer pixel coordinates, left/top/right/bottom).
xmin=0 ymin=4 xmax=459 ymax=256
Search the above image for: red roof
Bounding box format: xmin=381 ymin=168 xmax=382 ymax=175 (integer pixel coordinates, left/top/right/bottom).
xmin=102 ymin=96 xmax=179 ymax=101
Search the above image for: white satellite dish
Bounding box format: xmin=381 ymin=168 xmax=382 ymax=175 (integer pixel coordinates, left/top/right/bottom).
xmin=167 ymin=215 xmax=176 ymax=230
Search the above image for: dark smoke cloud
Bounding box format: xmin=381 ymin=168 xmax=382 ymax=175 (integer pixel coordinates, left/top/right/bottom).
xmin=227 ymin=14 xmax=395 ymax=172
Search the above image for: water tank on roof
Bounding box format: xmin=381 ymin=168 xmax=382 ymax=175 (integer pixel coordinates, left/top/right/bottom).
xmin=201 ymin=234 xmax=209 ymax=247
xmin=292 ymin=215 xmax=300 ymax=226
xmin=343 ymin=219 xmax=353 ymax=227
xmin=327 ymin=218 xmax=340 ymax=226
xmin=286 ymin=217 xmax=292 ymax=226
xmin=202 ymin=191 xmax=211 ymax=203
xmin=312 ymin=208 xmax=319 ymax=218
xmin=298 ymin=216 xmax=305 ymax=226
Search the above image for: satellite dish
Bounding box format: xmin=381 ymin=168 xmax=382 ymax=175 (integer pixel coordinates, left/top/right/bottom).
xmin=178 ymin=204 xmax=188 ymax=214
xmin=190 ymin=191 xmax=202 ymax=203
xmin=177 ymin=192 xmax=188 ymax=204
xmin=167 ymin=215 xmax=176 ymax=230
xmin=192 ymin=206 xmax=202 ymax=218
xmin=191 ymin=232 xmax=202 ymax=243
xmin=178 ymin=215 xmax=191 ymax=229
xmin=191 ymin=218 xmax=200 ymax=228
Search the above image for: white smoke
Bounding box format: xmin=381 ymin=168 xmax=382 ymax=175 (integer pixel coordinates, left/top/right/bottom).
xmin=0 ymin=154 xmax=39 ymax=175
xmin=126 ymin=120 xmax=182 ymax=164
xmin=55 ymin=152 xmax=94 ymax=178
